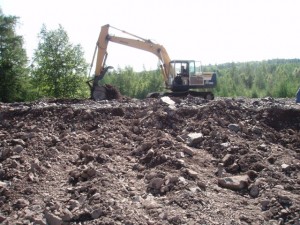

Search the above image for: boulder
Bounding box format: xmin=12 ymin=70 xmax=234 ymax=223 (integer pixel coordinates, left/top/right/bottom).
xmin=218 ymin=175 xmax=250 ymax=191
xmin=187 ymin=133 xmax=203 ymax=147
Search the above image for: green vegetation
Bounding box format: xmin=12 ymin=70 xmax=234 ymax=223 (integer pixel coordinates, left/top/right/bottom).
xmin=0 ymin=11 xmax=29 ymax=102
xmin=1 ymin=10 xmax=300 ymax=102
xmin=31 ymin=25 xmax=89 ymax=99
xmin=0 ymin=11 xmax=89 ymax=102
xmin=204 ymin=59 xmax=300 ymax=98
xmin=101 ymin=66 xmax=164 ymax=99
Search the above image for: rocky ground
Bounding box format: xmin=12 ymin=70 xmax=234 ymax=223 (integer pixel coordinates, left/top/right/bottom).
xmin=0 ymin=96 xmax=299 ymax=225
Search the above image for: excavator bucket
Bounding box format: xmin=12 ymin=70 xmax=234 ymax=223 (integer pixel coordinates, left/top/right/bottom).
xmin=88 ymin=65 xmax=120 ymax=101
xmin=91 ymin=84 xmax=121 ymax=101
xmin=102 ymin=84 xmax=122 ymax=100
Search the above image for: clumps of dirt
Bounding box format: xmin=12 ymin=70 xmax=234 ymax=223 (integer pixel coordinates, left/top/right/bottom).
xmin=103 ymin=84 xmax=122 ymax=100
xmin=0 ymin=97 xmax=299 ymax=224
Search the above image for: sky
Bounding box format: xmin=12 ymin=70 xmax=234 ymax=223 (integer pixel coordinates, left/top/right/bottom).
xmin=1 ymin=0 xmax=300 ymax=72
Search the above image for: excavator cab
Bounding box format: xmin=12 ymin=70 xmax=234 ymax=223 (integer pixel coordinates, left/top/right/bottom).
xmin=168 ymin=60 xmax=217 ymax=99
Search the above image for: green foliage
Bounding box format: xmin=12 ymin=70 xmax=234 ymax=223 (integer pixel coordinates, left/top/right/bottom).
xmin=31 ymin=25 xmax=89 ymax=99
xmin=102 ymin=66 xmax=164 ymax=98
xmin=0 ymin=12 xmax=30 ymax=102
xmin=205 ymin=59 xmax=300 ymax=98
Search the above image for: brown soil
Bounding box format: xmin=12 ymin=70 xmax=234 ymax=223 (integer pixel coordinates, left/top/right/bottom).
xmin=0 ymin=97 xmax=299 ymax=225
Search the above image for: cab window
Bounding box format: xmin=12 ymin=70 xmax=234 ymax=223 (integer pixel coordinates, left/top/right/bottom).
xmin=189 ymin=61 xmax=195 ymax=75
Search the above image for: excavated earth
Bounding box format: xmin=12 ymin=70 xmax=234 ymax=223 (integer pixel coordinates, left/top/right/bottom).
xmin=0 ymin=96 xmax=299 ymax=225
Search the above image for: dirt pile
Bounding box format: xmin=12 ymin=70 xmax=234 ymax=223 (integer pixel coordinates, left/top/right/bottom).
xmin=0 ymin=97 xmax=299 ymax=225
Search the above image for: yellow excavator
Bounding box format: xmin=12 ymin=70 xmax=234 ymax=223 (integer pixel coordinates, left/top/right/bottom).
xmin=87 ymin=24 xmax=217 ymax=100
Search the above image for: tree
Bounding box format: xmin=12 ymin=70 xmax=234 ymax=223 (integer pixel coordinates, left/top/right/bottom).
xmin=0 ymin=10 xmax=29 ymax=102
xmin=31 ymin=25 xmax=89 ymax=98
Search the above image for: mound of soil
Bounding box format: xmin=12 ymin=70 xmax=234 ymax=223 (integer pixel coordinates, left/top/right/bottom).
xmin=0 ymin=97 xmax=299 ymax=225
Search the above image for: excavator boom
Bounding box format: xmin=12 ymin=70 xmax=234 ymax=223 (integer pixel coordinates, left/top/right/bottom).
xmin=94 ymin=24 xmax=170 ymax=83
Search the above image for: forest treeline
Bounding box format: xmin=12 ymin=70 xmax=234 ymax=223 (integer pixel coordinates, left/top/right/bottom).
xmin=1 ymin=11 xmax=300 ymax=102
xmin=204 ymin=59 xmax=300 ymax=98
xmin=102 ymin=59 xmax=300 ymax=99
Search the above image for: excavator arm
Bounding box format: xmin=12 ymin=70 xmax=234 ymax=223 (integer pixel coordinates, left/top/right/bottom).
xmin=107 ymin=36 xmax=171 ymax=83
xmin=91 ymin=24 xmax=171 ymax=88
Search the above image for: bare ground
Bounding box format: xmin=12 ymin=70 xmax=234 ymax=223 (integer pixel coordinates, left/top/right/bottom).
xmin=0 ymin=96 xmax=299 ymax=225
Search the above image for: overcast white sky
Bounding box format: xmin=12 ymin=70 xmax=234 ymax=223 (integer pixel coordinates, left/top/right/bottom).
xmin=1 ymin=0 xmax=300 ymax=71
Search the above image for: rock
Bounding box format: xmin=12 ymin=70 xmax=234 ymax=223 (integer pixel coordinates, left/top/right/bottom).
xmin=197 ymin=181 xmax=207 ymax=190
xmin=0 ymin=148 xmax=11 ymax=160
xmin=0 ymin=181 xmax=8 ymax=187
xmin=90 ymin=193 xmax=101 ymax=201
xmin=249 ymin=184 xmax=259 ymax=198
xmin=238 ymin=153 xmax=263 ymax=172
xmin=85 ymin=167 xmax=97 ymax=177
xmin=33 ymin=217 xmax=47 ymax=225
xmin=218 ymin=175 xmax=250 ymax=191
xmin=260 ymin=199 xmax=270 ymax=211
xmin=142 ymin=199 xmax=161 ymax=209
xmin=186 ymin=169 xmax=198 ymax=179
xmin=252 ymin=126 xmax=262 ymax=135
xmin=145 ymin=171 xmax=159 ymax=181
xmin=61 ymin=209 xmax=73 ymax=222
xmin=81 ymin=144 xmax=91 ymax=151
xmin=176 ymin=135 xmax=185 ymax=142
xmin=274 ymin=184 xmax=284 ymax=190
xmin=78 ymin=195 xmax=87 ymax=204
xmin=91 ymin=208 xmax=104 ymax=219
xmin=252 ymin=162 xmax=266 ymax=172
xmin=12 ymin=139 xmax=26 ymax=146
xmin=148 ymin=178 xmax=164 ymax=190
xmin=69 ymin=199 xmax=80 ymax=210
xmin=257 ymin=144 xmax=268 ymax=151
xmin=281 ymin=163 xmax=290 ymax=171
xmin=220 ymin=142 xmax=230 ymax=148
xmin=14 ymin=198 xmax=30 ymax=209
xmin=277 ymin=194 xmax=292 ymax=206
xmin=165 ymin=176 xmax=179 ymax=185
xmin=189 ymin=186 xmax=201 ymax=193
xmin=27 ymin=172 xmax=35 ymax=182
xmin=182 ymin=145 xmax=195 ymax=156
xmin=247 ymin=170 xmax=258 ymax=180
xmin=267 ymin=156 xmax=276 ymax=164
xmin=44 ymin=212 xmax=63 ymax=225
xmin=226 ymin=162 xmax=240 ymax=173
xmin=176 ymin=152 xmax=185 ymax=158
xmin=13 ymin=145 xmax=24 ymax=153
xmin=228 ymin=124 xmax=240 ymax=132
xmin=133 ymin=126 xmax=139 ymax=134
xmin=143 ymin=149 xmax=155 ymax=160
xmin=31 ymin=158 xmax=42 ymax=172
xmin=187 ymin=133 xmax=203 ymax=147
xmin=216 ymin=163 xmax=224 ymax=177
xmin=254 ymin=177 xmax=267 ymax=186
xmin=222 ymin=154 xmax=234 ymax=167
xmin=44 ymin=162 xmax=52 ymax=168
xmin=160 ymin=96 xmax=176 ymax=109
xmin=178 ymin=176 xmax=188 ymax=185
xmin=51 ymin=135 xmax=60 ymax=143
xmin=174 ymin=158 xmax=186 ymax=168
xmin=0 ymin=214 xmax=6 ymax=223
